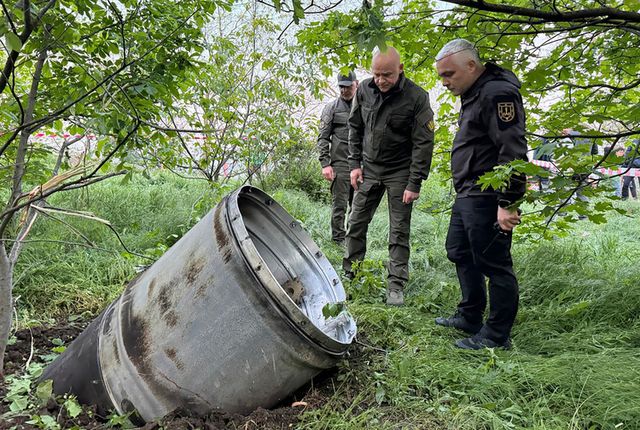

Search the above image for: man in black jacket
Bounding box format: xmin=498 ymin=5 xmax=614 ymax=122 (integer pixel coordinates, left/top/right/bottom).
xmin=344 ymin=47 xmax=435 ymax=306
xmin=434 ymin=39 xmax=527 ymax=349
xmin=318 ymin=71 xmax=358 ymax=244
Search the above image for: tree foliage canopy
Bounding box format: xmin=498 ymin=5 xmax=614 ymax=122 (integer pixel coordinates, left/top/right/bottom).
xmin=297 ymin=0 xmax=640 ymax=236
xmin=143 ymin=3 xmax=320 ymax=184
xmin=0 ymin=0 xmax=232 ymax=371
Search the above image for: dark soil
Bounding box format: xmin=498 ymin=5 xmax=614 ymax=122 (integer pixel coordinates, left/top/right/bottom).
xmin=0 ymin=322 xmax=343 ymax=429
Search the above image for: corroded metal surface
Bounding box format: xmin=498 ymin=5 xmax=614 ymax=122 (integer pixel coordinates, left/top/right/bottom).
xmin=40 ymin=186 xmax=355 ymax=423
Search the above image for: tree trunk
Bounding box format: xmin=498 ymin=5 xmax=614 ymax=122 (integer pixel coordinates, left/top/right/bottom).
xmin=0 ymin=246 xmax=12 ymax=376
xmin=0 ymin=48 xmax=47 ymax=376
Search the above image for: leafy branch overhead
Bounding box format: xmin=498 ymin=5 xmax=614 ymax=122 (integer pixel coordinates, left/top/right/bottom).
xmin=0 ymin=0 xmax=233 ymax=372
xmin=295 ymin=0 xmax=639 ymax=236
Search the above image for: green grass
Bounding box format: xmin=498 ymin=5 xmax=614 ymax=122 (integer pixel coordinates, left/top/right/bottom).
xmin=9 ymin=173 xmax=640 ymax=429
xmin=12 ymin=173 xmax=231 ymax=322
xmin=276 ymin=189 xmax=640 ymax=430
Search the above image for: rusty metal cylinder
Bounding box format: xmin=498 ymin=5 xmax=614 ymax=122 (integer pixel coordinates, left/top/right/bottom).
xmin=40 ymin=186 xmax=356 ymax=422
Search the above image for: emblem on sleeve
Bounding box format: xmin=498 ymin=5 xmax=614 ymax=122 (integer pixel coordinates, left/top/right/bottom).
xmin=427 ymin=120 xmax=435 ymax=131
xmin=497 ymin=102 xmax=515 ymax=122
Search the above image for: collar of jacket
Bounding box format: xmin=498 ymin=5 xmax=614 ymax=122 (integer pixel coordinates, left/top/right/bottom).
xmin=367 ymin=72 xmax=406 ymax=95
xmin=461 ymin=63 xmax=496 ymax=102
xmin=461 ymin=62 xmax=522 ymax=103
xmin=337 ymin=96 xmax=353 ymax=107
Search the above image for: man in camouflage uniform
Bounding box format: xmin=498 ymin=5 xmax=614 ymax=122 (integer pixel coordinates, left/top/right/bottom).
xmin=318 ymin=71 xmax=358 ymax=245
xmin=434 ymin=39 xmax=527 ymax=349
xmin=344 ymin=47 xmax=435 ymax=306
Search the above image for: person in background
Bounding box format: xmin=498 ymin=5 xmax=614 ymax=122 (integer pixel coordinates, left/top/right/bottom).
xmin=318 ymin=71 xmax=359 ymax=245
xmin=621 ymin=140 xmax=640 ymax=200
xmin=562 ymin=128 xmax=594 ymax=208
xmin=532 ymin=136 xmax=554 ymax=191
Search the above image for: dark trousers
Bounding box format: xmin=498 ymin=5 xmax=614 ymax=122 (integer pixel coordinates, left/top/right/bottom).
xmin=622 ymin=176 xmax=637 ymax=200
xmin=330 ymin=169 xmax=355 ymax=242
xmin=343 ymin=175 xmax=412 ymax=290
xmin=445 ymin=196 xmax=519 ymax=342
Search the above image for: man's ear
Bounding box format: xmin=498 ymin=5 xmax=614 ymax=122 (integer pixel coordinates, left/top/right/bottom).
xmin=399 ymin=63 xmax=404 ymax=73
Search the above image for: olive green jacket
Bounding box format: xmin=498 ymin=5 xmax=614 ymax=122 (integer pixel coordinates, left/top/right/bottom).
xmin=317 ymin=97 xmax=352 ymax=171
xmin=348 ymin=74 xmax=435 ymax=192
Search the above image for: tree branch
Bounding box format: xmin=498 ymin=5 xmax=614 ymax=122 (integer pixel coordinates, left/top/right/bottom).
xmin=0 ymin=0 xmax=56 ymax=95
xmin=442 ymin=0 xmax=640 ymax=24
xmin=0 ymin=171 xmax=126 ymax=240
xmin=535 ymin=78 xmax=640 ymax=92
xmin=0 ymin=0 xmax=18 ymax=34
xmin=8 ymin=48 xmax=47 ymax=213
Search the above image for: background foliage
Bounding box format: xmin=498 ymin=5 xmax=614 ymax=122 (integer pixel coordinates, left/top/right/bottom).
xmin=2 ymin=0 xmax=640 ymax=428
xmin=297 ymin=0 xmax=640 ymax=236
xmin=5 ymin=173 xmax=640 ymax=429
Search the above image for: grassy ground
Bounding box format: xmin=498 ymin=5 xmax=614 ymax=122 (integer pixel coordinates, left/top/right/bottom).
xmin=8 ymin=173 xmax=640 ymax=429
xmin=273 ymin=187 xmax=640 ymax=430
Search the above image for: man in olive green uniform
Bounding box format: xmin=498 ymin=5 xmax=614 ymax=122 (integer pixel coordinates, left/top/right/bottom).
xmin=318 ymin=71 xmax=358 ymax=244
xmin=344 ymin=47 xmax=435 ymax=306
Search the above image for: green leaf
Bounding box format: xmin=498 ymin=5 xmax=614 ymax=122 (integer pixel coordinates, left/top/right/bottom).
xmin=36 ymin=380 xmax=53 ymax=405
xmin=322 ymin=302 xmax=345 ymax=318
xmin=6 ymin=32 xmax=22 ymax=52
xmin=292 ymin=0 xmax=305 ymax=24
xmin=587 ymin=213 xmax=607 ymax=224
xmin=38 ymin=414 xmax=60 ymax=429
xmin=64 ymin=397 xmax=83 ymax=418
xmin=10 ymin=395 xmax=29 ymax=412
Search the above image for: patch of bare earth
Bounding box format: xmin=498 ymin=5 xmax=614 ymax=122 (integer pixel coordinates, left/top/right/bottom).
xmin=1 ymin=323 xmax=337 ymax=429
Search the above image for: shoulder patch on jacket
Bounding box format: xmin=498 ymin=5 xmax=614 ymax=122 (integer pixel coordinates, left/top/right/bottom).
xmin=494 ymin=94 xmax=517 ymax=130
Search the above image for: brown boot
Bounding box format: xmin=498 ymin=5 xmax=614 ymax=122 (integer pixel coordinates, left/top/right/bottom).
xmin=385 ymin=287 xmax=404 ymax=306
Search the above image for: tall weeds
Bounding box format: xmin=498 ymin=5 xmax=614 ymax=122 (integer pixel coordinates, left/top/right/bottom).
xmin=12 ymin=175 xmax=640 ymax=429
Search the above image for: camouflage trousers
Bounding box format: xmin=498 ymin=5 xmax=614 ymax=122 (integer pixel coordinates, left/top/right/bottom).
xmin=342 ymin=175 xmax=413 ymax=290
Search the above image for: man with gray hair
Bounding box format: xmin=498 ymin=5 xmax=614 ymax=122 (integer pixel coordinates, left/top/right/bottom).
xmin=344 ymin=46 xmax=435 ymax=306
xmin=434 ymin=39 xmax=527 ymax=349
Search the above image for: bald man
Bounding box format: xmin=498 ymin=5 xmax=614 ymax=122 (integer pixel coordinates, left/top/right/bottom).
xmin=344 ymin=47 xmax=435 ymax=306
xmin=434 ymin=39 xmax=527 ymax=350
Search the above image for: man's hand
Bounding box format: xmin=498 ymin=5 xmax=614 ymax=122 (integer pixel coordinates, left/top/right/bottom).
xmin=350 ymin=168 xmax=364 ymax=190
xmin=322 ymin=166 xmax=335 ymax=181
xmin=403 ymin=189 xmax=420 ymax=204
xmin=497 ymin=206 xmax=521 ymax=231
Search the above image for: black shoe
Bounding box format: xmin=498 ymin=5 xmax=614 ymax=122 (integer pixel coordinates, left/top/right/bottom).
xmin=434 ymin=313 xmax=482 ymax=335
xmin=343 ymin=271 xmax=355 ymax=280
xmin=454 ymin=335 xmax=511 ymax=350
